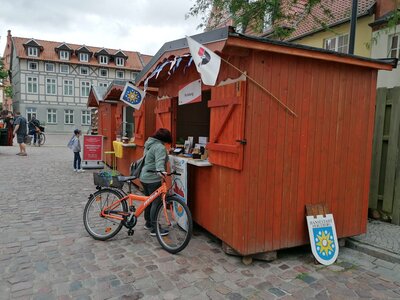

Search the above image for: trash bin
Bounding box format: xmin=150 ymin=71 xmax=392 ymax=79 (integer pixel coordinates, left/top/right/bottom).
xmin=0 ymin=128 xmax=8 ymax=146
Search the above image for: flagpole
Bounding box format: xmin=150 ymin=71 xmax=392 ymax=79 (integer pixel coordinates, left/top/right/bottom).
xmin=220 ymin=57 xmax=297 ymax=118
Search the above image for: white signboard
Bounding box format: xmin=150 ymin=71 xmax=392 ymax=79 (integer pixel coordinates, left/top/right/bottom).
xmin=178 ymin=79 xmax=201 ymax=105
xmin=306 ymin=214 xmax=339 ymax=265
xmin=169 ymin=156 xmax=188 ymax=230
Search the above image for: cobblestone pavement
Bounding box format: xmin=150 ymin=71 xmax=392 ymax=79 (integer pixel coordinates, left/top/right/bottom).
xmin=1 ymin=137 xmax=400 ymax=299
xmin=350 ymin=220 xmax=400 ymax=255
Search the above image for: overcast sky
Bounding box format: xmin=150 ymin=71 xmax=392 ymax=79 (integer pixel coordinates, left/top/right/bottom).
xmin=0 ymin=0 xmax=204 ymax=55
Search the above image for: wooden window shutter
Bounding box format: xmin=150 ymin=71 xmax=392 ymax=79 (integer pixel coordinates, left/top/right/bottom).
xmin=133 ymin=104 xmax=146 ymax=146
xmin=207 ymin=81 xmax=246 ymax=170
xmin=154 ymin=98 xmax=173 ymax=132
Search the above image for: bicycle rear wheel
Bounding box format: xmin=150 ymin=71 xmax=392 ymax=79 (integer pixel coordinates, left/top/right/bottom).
xmin=38 ymin=133 xmax=45 ymax=146
xmin=155 ymin=196 xmax=193 ymax=254
xmin=83 ymin=188 xmax=127 ymax=240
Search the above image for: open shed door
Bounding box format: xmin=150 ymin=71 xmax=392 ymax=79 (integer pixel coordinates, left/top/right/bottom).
xmin=154 ymin=98 xmax=173 ymax=132
xmin=134 ymin=104 xmax=145 ymax=146
xmin=208 ymin=81 xmax=246 ymax=170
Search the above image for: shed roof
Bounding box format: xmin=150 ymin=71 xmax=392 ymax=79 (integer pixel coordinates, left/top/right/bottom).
xmin=136 ymin=26 xmax=395 ymax=87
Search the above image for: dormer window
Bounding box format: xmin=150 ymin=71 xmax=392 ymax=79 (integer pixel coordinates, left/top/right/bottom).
xmin=80 ymin=53 xmax=89 ymax=62
xmin=99 ymin=55 xmax=108 ymax=65
xmin=60 ymin=50 xmax=70 ymax=60
xmin=116 ymin=57 xmax=125 ymax=66
xmin=28 ymin=47 xmax=38 ymax=57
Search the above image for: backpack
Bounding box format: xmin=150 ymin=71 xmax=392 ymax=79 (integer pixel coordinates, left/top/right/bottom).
xmin=130 ymin=155 xmax=146 ymax=178
xmin=67 ymin=136 xmax=75 ymax=150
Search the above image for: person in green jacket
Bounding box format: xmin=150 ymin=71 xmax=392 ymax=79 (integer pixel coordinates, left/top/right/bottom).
xmin=140 ymin=128 xmax=172 ymax=236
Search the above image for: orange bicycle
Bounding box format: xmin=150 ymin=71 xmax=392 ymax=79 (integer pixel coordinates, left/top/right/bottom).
xmin=83 ymin=170 xmax=193 ymax=254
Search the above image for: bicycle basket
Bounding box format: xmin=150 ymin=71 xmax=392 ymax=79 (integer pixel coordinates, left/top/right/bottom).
xmin=93 ymin=172 xmax=123 ymax=189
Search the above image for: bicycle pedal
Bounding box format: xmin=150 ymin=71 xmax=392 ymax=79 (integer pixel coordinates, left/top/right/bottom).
xmin=128 ymin=229 xmax=134 ymax=236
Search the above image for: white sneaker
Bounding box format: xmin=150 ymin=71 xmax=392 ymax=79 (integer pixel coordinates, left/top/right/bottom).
xmin=74 ymin=169 xmax=77 ymax=172
xmin=77 ymin=169 xmax=85 ymax=173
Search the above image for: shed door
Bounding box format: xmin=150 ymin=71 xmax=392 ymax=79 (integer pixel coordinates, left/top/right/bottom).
xmin=134 ymin=104 xmax=146 ymax=146
xmin=208 ymin=81 xmax=246 ymax=170
xmin=154 ymin=98 xmax=173 ymax=132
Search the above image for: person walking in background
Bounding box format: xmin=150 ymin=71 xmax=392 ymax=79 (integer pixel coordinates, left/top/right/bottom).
xmin=68 ymin=129 xmax=85 ymax=172
xmin=139 ymin=128 xmax=172 ymax=236
xmin=13 ymin=111 xmax=28 ymax=156
xmin=28 ymin=115 xmax=40 ymax=146
xmin=4 ymin=111 xmax=14 ymax=146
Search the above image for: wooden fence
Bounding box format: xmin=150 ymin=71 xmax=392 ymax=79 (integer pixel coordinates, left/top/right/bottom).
xmin=370 ymin=87 xmax=400 ymax=224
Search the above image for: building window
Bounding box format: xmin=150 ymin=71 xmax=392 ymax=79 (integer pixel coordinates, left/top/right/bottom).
xmin=324 ymin=34 xmax=349 ymax=53
xmin=28 ymin=47 xmax=38 ymax=57
xmin=99 ymin=68 xmax=108 ymax=77
xmin=116 ymin=70 xmax=124 ymax=79
xmin=79 ymin=53 xmax=89 ymax=62
xmin=81 ymin=81 xmax=90 ymax=97
xmin=80 ymin=66 xmax=89 ymax=75
xmin=99 ymin=55 xmax=108 ymax=64
xmin=116 ymin=57 xmax=125 ymax=66
xmin=60 ymin=64 xmax=69 ymax=74
xmin=99 ymin=82 xmax=108 ymax=88
xmin=64 ymin=109 xmax=74 ymax=124
xmin=81 ymin=110 xmax=91 ymax=125
xmin=63 ymin=79 xmax=74 ymax=96
xmin=26 ymin=108 xmax=37 ymax=122
xmin=389 ymin=34 xmax=400 ymax=59
xmin=27 ymin=76 xmax=38 ymax=94
xmin=46 ymin=78 xmax=57 ymax=95
xmin=45 ymin=63 xmax=55 ymax=72
xmin=28 ymin=61 xmax=38 ymax=71
xmin=60 ymin=50 xmax=70 ymax=60
xmin=131 ymin=72 xmax=138 ymax=80
xmin=47 ymin=109 xmax=57 ymax=124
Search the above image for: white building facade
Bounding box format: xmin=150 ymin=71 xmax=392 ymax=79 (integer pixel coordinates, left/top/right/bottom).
xmin=5 ymin=31 xmax=147 ymax=133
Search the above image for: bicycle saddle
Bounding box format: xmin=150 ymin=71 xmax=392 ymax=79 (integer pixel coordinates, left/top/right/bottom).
xmin=117 ymin=175 xmax=137 ymax=182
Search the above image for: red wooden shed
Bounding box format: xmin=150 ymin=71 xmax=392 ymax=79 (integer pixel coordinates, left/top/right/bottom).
xmin=130 ymin=27 xmax=395 ymax=257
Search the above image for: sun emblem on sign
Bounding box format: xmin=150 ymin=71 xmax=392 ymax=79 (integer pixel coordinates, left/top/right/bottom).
xmin=127 ymin=90 xmax=140 ymax=103
xmin=315 ymin=230 xmax=334 ymax=256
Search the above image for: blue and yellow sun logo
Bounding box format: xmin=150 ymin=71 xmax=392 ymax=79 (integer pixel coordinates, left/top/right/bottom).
xmin=315 ymin=229 xmax=335 ymax=258
xmin=126 ymin=89 xmax=141 ymax=104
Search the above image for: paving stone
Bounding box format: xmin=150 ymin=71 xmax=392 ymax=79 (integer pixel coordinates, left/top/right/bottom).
xmin=1 ymin=138 xmax=400 ymax=299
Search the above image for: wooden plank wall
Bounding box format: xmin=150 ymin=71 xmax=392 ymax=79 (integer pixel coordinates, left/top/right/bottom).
xmin=194 ymin=51 xmax=377 ymax=255
xmin=155 ymin=50 xmax=378 ymax=255
xmin=370 ymin=87 xmax=400 ymax=224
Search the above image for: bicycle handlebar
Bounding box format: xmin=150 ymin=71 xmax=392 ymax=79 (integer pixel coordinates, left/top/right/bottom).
xmin=147 ymin=170 xmax=181 ymax=176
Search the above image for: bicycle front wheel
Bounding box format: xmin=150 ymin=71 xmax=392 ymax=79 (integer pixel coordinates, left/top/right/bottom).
xmin=155 ymin=196 xmax=193 ymax=254
xmin=38 ymin=133 xmax=45 ymax=146
xmin=83 ymin=188 xmax=127 ymax=240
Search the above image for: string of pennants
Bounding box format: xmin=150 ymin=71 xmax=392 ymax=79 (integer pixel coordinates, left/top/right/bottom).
xmin=144 ymin=54 xmax=193 ymax=92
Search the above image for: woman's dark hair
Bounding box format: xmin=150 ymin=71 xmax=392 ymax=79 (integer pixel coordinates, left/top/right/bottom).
xmin=74 ymin=129 xmax=81 ymax=135
xmin=152 ymin=128 xmax=172 ymax=144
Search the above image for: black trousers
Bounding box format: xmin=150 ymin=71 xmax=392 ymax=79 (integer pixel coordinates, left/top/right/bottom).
xmin=141 ymin=181 xmax=162 ymax=228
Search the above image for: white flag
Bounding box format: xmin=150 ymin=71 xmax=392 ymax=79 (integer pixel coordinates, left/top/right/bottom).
xmin=120 ymin=82 xmax=145 ymax=110
xmin=186 ymin=36 xmax=221 ymax=86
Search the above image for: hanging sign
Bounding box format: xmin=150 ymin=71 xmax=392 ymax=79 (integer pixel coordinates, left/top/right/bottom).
xmin=178 ymin=79 xmax=202 ymax=105
xmin=120 ymin=82 xmax=145 ymax=110
xmin=169 ymin=155 xmax=188 ymax=230
xmin=306 ymin=214 xmax=339 ymax=265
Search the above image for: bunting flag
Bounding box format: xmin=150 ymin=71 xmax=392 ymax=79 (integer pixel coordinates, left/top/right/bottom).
xmin=186 ymin=36 xmax=221 ymax=86
xmin=120 ymin=82 xmax=145 ymax=110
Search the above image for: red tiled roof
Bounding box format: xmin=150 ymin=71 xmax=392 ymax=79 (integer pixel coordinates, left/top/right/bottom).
xmin=12 ymin=36 xmax=146 ymax=71
xmin=285 ymin=0 xmax=375 ymax=41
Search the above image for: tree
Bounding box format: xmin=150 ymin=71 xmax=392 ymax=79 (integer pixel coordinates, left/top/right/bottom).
xmin=187 ymin=0 xmax=325 ymax=39
xmin=0 ymin=57 xmax=12 ymax=98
